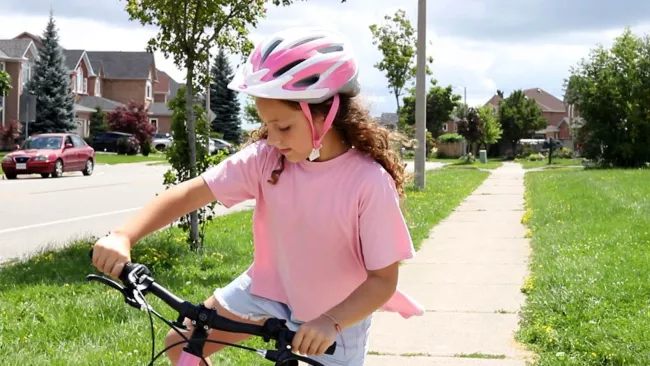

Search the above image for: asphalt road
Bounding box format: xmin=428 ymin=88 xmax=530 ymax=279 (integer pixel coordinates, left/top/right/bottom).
xmin=0 ymin=162 xmax=254 ymax=264
xmin=0 ymin=160 xmax=444 ymax=264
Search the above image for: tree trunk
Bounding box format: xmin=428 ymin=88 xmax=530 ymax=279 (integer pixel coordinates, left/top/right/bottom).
xmin=185 ymin=64 xmax=200 ymax=249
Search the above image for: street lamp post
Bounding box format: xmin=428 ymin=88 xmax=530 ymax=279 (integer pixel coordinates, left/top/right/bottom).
xmin=414 ymin=0 xmax=427 ymax=189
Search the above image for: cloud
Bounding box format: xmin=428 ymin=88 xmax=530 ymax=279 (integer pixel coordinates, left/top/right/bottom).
xmin=1 ymin=0 xmax=649 ymax=116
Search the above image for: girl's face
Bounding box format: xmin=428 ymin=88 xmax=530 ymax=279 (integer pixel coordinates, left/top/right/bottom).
xmin=255 ymin=97 xmax=319 ymax=163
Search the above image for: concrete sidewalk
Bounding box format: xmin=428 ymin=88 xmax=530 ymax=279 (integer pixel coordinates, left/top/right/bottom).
xmin=366 ymin=162 xmax=534 ymax=365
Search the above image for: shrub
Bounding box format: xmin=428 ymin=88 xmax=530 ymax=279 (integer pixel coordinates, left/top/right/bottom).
xmin=439 ymin=133 xmax=465 ymax=144
xmin=141 ymin=138 xmax=152 ymax=157
xmin=552 ymin=147 xmax=573 ymax=159
xmin=527 ymin=153 xmax=545 ymax=161
xmin=116 ymin=137 xmax=138 ymax=155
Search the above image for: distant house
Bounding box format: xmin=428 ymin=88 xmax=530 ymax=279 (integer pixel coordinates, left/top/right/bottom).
xmin=0 ymin=38 xmax=39 ymax=130
xmin=484 ymin=87 xmax=581 ymax=148
xmin=376 ymin=112 xmax=398 ymax=130
xmin=7 ymin=31 xmax=211 ymax=138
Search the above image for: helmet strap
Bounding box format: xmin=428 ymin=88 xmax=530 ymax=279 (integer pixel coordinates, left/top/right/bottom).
xmin=299 ymin=94 xmax=341 ymax=161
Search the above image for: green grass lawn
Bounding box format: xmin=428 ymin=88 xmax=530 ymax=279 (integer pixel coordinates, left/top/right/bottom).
xmin=0 ymin=169 xmax=488 ymax=365
xmin=516 ymin=158 xmax=584 ymax=170
xmin=94 ymin=153 xmax=166 ymax=165
xmin=518 ymin=168 xmax=650 ymax=365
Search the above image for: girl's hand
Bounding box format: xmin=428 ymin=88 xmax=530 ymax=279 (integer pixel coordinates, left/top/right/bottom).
xmin=91 ymin=232 xmax=132 ymax=279
xmin=292 ymin=315 xmax=338 ymax=356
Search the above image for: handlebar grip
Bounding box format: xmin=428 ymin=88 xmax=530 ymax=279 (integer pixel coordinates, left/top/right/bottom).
xmin=89 ymin=248 xmax=137 ymax=284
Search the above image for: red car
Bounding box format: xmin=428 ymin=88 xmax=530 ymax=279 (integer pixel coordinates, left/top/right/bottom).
xmin=1 ymin=133 xmax=95 ymax=179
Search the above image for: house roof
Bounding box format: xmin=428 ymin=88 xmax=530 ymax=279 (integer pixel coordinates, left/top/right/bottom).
xmin=13 ymin=32 xmax=44 ymax=48
xmin=0 ymin=39 xmax=33 ymax=59
xmin=86 ymin=51 xmax=154 ymax=79
xmin=62 ymin=49 xmax=85 ymax=71
xmin=484 ymin=88 xmax=566 ymax=113
xmin=148 ymin=102 xmax=172 ymax=116
xmin=522 ymin=88 xmax=566 ymax=112
xmin=77 ymin=95 xmax=125 ymax=111
xmin=484 ymin=94 xmax=503 ymax=107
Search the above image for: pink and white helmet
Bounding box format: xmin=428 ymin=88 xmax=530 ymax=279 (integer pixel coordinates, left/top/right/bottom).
xmin=228 ymin=27 xmax=360 ymax=103
xmin=229 ymin=28 xmax=360 ymax=161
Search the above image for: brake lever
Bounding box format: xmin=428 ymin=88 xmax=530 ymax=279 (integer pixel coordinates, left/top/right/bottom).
xmin=87 ymin=274 xmax=125 ymax=292
xmin=86 ymin=274 xmax=148 ymax=311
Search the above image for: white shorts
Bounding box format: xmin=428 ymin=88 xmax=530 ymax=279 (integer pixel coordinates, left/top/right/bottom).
xmin=214 ymin=271 xmax=373 ymax=365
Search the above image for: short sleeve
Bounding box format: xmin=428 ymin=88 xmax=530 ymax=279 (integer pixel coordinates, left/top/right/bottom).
xmin=359 ymin=169 xmax=415 ymax=271
xmin=200 ymin=141 xmax=270 ymax=208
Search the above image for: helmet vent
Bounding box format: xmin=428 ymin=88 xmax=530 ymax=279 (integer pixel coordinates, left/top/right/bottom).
xmin=261 ymin=39 xmax=283 ymax=65
xmin=291 ymin=36 xmax=325 ymax=49
xmin=273 ymin=59 xmax=305 ymax=78
xmin=318 ymin=45 xmax=344 ymax=54
xmin=293 ymin=74 xmax=320 ymax=88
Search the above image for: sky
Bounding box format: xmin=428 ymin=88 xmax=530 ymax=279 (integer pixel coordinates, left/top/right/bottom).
xmin=1 ymin=0 xmax=649 ymax=130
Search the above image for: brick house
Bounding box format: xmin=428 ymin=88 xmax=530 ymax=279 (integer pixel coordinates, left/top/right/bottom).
xmin=5 ymin=31 xmax=196 ymax=138
xmin=484 ymin=88 xmax=581 ymax=148
xmin=0 ymin=39 xmax=39 ymax=130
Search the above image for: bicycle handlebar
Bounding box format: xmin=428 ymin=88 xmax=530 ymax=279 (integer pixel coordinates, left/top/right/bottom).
xmin=87 ymin=249 xmax=336 ymax=365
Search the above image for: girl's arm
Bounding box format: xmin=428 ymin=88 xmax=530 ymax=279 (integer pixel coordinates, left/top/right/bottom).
xmin=92 ymin=176 xmax=216 ymax=278
xmin=113 ymin=176 xmax=215 ymax=246
xmin=291 ymin=263 xmax=399 ymax=355
xmin=320 ymin=263 xmax=399 ymax=328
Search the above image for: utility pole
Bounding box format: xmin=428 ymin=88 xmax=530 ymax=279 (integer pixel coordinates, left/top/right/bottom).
xmin=206 ymin=55 xmax=211 ymax=153
xmin=414 ymin=0 xmax=427 ymax=189
xmin=464 ymin=86 xmax=467 ymax=107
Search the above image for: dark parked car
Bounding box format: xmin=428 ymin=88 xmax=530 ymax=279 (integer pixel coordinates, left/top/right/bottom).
xmin=1 ymin=133 xmax=95 ymax=179
xmin=91 ymin=131 xmax=139 ymax=152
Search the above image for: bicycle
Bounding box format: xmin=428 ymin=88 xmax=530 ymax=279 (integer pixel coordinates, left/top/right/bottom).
xmin=86 ymin=249 xmax=336 ymax=366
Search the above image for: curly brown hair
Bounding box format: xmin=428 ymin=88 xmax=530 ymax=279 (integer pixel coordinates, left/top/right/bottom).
xmin=246 ymin=95 xmax=410 ymax=197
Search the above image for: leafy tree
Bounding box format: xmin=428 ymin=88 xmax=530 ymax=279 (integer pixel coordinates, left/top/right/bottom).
xmin=457 ymin=107 xmax=484 ymax=155
xmin=400 ymin=79 xmax=462 ymax=138
xmin=89 ymin=106 xmax=108 ymax=136
xmin=210 ymin=48 xmax=241 ymax=143
xmin=564 ymin=27 xmax=650 ymax=167
xmin=498 ymin=90 xmax=547 ymax=153
xmin=243 ymin=95 xmax=262 ymax=126
xmin=0 ymin=69 xmax=10 ymax=96
xmin=163 ymin=85 xmax=227 ymax=249
xmin=106 ymin=101 xmax=155 ymax=148
xmin=27 ymin=11 xmax=76 ymax=134
xmin=477 ymin=105 xmax=502 ymax=150
xmin=124 ymin=0 xmax=337 ymax=246
xmin=370 ymin=8 xmax=432 ymax=114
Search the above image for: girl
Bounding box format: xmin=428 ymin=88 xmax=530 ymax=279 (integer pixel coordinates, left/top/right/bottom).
xmin=91 ymin=27 xmax=423 ymax=365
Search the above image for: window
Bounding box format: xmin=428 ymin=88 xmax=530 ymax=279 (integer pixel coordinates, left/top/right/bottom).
xmin=76 ymin=67 xmax=83 ymax=92
xmin=83 ymin=78 xmax=88 ymax=94
xmin=71 ymin=135 xmax=86 ymax=147
xmin=65 ymin=136 xmax=74 ymax=146
xmin=95 ymin=79 xmax=101 ymax=96
xmin=146 ymin=80 xmax=152 ymax=99
xmin=150 ymin=118 xmax=158 ymax=132
xmin=442 ymin=123 xmax=448 ymax=132
xmin=22 ymin=62 xmax=31 ymax=86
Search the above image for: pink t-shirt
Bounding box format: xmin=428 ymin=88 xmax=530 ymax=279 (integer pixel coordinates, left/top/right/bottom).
xmin=201 ymin=140 xmax=424 ymax=322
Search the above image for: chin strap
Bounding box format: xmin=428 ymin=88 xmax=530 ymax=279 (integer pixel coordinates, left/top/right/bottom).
xmin=299 ymin=94 xmax=340 ymax=161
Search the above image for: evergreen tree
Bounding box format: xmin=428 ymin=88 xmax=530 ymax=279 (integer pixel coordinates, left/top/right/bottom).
xmin=209 ymin=49 xmax=241 ymax=143
xmin=27 ymin=11 xmax=76 ymax=134
xmin=89 ymin=106 xmax=108 ymax=136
